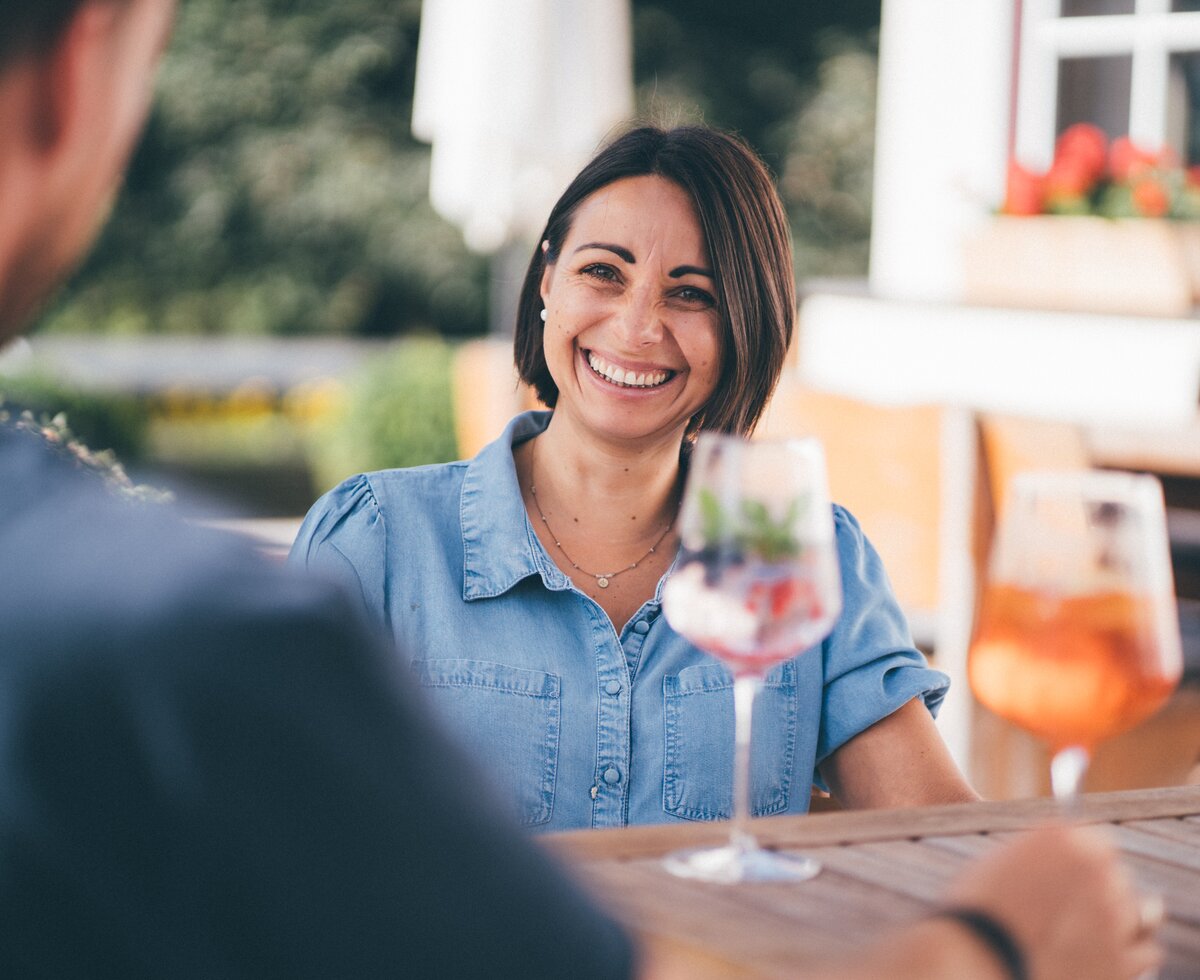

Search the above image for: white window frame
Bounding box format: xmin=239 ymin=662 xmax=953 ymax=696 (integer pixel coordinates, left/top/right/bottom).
xmin=1016 ymin=0 xmax=1200 ymax=169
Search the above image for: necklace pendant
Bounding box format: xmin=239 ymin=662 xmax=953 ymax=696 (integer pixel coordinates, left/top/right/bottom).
xmin=597 ymin=576 xmax=610 ymax=589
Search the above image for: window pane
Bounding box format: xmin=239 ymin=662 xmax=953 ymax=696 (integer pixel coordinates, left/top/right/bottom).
xmin=1172 ymin=1 xmax=1200 ymax=13
xmin=1169 ymin=53 xmax=1200 ymax=163
xmin=1061 ymin=0 xmax=1134 ymax=15
xmin=1057 ymin=56 xmax=1132 ymax=139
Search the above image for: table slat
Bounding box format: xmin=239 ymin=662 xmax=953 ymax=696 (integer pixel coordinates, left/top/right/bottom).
xmin=549 ymin=787 xmax=1200 ymax=977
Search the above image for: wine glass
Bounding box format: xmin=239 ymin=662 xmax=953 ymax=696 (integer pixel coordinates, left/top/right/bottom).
xmin=969 ymin=470 xmax=1183 ymax=807
xmin=661 ymin=434 xmax=842 ymax=883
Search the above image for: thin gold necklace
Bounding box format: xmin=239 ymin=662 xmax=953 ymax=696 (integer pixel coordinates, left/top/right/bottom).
xmin=529 ymin=441 xmax=675 ymax=589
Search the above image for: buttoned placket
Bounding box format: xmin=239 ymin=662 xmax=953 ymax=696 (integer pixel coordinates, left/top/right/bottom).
xmin=492 ymin=422 xmax=681 ymax=829
xmin=585 ymin=596 xmax=663 ymax=828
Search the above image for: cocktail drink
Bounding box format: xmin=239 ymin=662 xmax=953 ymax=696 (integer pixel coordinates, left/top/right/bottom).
xmin=969 ymin=471 xmax=1183 ymax=804
xmin=664 ymin=549 xmax=839 ymax=675
xmin=661 ymin=434 xmax=842 ymax=883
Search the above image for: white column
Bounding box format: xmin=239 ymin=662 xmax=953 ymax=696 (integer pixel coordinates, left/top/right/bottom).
xmin=1013 ymin=0 xmax=1061 ymax=170
xmin=869 ymin=0 xmax=1015 ymax=302
xmin=1131 ymin=0 xmax=1172 ymax=149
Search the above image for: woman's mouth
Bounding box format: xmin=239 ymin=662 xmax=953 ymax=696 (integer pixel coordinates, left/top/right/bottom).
xmin=585 ymin=350 xmax=675 ymax=389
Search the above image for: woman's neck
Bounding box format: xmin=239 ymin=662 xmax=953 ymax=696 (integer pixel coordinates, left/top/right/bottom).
xmin=527 ymin=411 xmax=686 ymax=535
xmin=514 ymin=410 xmax=689 ymax=628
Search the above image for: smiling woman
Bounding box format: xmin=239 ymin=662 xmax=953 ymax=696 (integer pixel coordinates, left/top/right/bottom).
xmin=516 ymin=126 xmax=794 ymax=440
xmin=536 ymin=174 xmax=723 ymax=452
xmin=290 ymin=125 xmax=979 ymax=832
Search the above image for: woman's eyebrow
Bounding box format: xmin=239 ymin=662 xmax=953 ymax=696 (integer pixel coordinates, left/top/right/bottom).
xmin=572 ymin=243 xmax=712 ymax=279
xmin=573 ymin=242 xmax=635 ymax=262
xmin=669 ymin=264 xmax=714 ymax=279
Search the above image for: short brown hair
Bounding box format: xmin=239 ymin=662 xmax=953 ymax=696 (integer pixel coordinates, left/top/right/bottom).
xmin=513 ymin=125 xmax=795 ymax=437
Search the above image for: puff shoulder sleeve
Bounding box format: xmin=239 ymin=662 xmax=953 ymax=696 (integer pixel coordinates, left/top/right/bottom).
xmin=289 ymin=474 xmax=389 ymax=628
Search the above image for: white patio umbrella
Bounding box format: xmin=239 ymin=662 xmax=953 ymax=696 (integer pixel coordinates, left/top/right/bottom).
xmin=412 ymin=0 xmax=634 ymax=255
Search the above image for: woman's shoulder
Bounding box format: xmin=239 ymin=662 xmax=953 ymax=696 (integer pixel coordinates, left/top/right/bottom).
xmin=291 ymin=461 xmax=470 ymax=563
xmin=323 ymin=460 xmax=471 ymax=515
xmin=831 ymin=502 xmax=866 ymax=538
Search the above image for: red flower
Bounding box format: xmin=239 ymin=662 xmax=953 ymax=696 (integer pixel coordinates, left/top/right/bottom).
xmin=1001 ymin=128 xmax=1194 ymax=218
xmin=1109 ymin=136 xmax=1162 ymax=182
xmin=1003 ymin=161 xmax=1044 ymax=216
xmin=1131 ymin=178 xmax=1170 ymax=217
xmin=1045 ymin=156 xmax=1097 ymax=203
xmin=1054 ymin=123 xmax=1108 ymax=186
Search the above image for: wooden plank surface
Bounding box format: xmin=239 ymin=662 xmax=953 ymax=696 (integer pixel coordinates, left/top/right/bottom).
xmin=549 ymin=787 xmax=1200 ymax=980
xmin=546 ymin=785 xmax=1200 ymax=862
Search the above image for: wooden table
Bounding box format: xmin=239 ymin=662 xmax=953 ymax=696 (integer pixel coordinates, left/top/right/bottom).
xmin=547 ymin=786 xmax=1200 ymax=979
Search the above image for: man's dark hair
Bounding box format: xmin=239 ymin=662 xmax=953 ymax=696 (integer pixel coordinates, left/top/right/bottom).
xmin=513 ymin=124 xmax=795 ymax=438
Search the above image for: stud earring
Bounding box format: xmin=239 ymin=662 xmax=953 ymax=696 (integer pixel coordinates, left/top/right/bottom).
xmin=539 ymin=309 xmax=548 ymax=322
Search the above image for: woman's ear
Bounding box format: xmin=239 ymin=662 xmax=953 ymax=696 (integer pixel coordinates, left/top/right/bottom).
xmin=539 ymin=242 xmax=554 ymax=306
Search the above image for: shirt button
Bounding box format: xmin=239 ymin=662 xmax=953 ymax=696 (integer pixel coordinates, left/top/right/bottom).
xmin=603 ymin=767 xmax=621 ymax=785
xmin=633 ymin=620 xmax=650 ymax=634
xmin=604 ymin=680 xmax=622 ymax=696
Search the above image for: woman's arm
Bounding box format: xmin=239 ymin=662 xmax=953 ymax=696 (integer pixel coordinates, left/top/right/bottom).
xmin=818 ymin=697 xmax=980 ymax=809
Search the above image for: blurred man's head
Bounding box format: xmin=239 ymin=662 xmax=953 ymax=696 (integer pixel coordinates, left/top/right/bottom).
xmin=0 ymin=0 xmax=174 ymax=341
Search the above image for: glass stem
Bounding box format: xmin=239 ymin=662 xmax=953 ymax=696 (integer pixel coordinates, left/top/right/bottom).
xmin=731 ymin=674 xmax=762 ymax=854
xmin=1050 ymin=745 xmax=1090 ymax=816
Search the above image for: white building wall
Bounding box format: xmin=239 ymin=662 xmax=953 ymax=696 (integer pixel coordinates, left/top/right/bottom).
xmin=869 ymin=0 xmax=1015 ymax=302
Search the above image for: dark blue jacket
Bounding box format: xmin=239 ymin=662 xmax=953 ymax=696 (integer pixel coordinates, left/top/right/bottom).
xmin=0 ymin=426 xmax=633 ymax=978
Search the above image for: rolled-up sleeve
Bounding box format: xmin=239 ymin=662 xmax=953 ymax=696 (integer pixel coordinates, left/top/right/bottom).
xmin=289 ymin=475 xmax=389 ymax=628
xmin=815 ymin=506 xmax=950 ymax=765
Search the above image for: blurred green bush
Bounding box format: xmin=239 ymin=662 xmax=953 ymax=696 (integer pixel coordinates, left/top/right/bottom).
xmin=0 ymin=375 xmax=149 ymax=462
xmin=2 ymin=338 xmax=462 ymax=513
xmin=303 ymin=336 xmax=458 ymax=492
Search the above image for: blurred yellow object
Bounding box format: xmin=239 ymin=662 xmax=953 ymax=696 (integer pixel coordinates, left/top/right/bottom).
xmin=758 ymin=374 xmax=958 ymax=630
xmin=283 ymin=377 xmax=346 ymax=425
xmin=451 ymin=338 xmax=540 ymax=459
xmin=963 ymin=215 xmax=1200 ymax=318
xmin=225 ymin=377 xmax=277 ymax=419
xmin=978 ymin=412 xmax=1090 ymax=521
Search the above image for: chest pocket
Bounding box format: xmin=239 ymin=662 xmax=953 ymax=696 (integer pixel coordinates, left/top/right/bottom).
xmin=412 ymin=659 xmax=560 ymax=827
xmin=662 ymin=661 xmax=798 ymax=822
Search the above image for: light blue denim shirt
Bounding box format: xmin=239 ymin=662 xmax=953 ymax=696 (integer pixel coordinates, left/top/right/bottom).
xmin=290 ymin=411 xmax=949 ymax=831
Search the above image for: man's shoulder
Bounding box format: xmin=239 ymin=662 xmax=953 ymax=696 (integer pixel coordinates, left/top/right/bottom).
xmin=0 ymin=428 xmax=362 ymax=662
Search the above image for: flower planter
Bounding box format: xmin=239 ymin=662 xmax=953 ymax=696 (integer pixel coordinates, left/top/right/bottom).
xmin=962 ymin=215 xmax=1200 ymax=318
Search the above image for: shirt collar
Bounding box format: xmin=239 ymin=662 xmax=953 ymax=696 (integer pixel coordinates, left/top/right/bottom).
xmin=460 ymin=410 xmax=572 ymax=600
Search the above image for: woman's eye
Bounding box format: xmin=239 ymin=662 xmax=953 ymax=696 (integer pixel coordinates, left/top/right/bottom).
xmin=676 ymin=286 xmax=716 ymax=307
xmin=581 ymin=263 xmax=619 ymax=282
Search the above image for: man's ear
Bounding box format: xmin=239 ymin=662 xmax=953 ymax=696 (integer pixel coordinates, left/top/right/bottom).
xmin=30 ymin=2 xmax=126 ymax=154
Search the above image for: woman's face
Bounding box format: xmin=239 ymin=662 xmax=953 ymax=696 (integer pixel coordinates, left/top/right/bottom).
xmin=539 ymin=175 xmax=722 ymax=447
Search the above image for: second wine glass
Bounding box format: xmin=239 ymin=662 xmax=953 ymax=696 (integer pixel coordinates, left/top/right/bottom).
xmin=969 ymin=470 xmax=1183 ymax=807
xmin=661 ymin=434 xmax=842 ymax=883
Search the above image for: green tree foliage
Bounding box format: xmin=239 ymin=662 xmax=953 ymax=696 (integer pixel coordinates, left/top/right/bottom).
xmin=47 ymin=0 xmax=488 ymax=339
xmin=40 ymin=0 xmax=880 ymax=339
xmin=632 ymin=1 xmax=880 ymax=278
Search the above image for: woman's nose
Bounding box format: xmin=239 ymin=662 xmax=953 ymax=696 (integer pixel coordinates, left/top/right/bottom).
xmin=614 ymin=287 xmax=663 ymax=347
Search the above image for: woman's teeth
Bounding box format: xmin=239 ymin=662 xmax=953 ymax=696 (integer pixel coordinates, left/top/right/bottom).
xmin=587 ymin=352 xmax=672 ymax=388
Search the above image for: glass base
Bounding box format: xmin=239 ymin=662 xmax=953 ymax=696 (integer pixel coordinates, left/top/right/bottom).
xmin=662 ymin=841 xmax=821 ymax=884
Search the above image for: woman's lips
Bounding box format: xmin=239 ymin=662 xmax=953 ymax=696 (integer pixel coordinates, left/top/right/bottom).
xmin=585 ymin=349 xmax=675 ymax=389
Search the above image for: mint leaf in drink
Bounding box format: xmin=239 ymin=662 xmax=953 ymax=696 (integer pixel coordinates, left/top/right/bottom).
xmin=738 ymin=495 xmax=806 ymax=561
xmin=699 ymin=487 xmax=726 ymax=543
